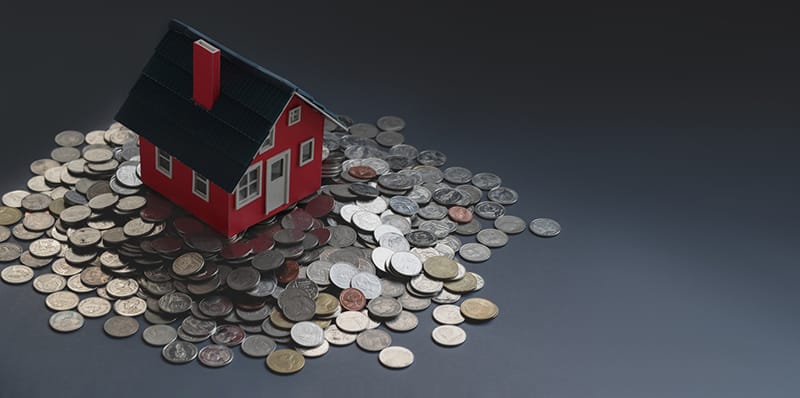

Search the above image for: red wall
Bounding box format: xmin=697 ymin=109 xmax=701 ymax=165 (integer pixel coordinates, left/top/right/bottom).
xmin=226 ymin=94 xmax=324 ymax=235
xmin=139 ymin=137 xmax=230 ymax=234
xmin=139 ymin=93 xmax=324 ymax=237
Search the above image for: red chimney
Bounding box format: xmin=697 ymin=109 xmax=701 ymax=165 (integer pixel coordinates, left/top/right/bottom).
xmin=192 ymin=39 xmax=220 ymax=110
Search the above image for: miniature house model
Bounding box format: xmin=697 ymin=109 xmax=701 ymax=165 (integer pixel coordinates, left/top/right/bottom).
xmin=115 ymin=19 xmax=345 ymax=237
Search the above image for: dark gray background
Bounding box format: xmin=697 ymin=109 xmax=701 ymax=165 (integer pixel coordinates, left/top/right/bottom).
xmin=1 ymin=2 xmax=799 ymax=397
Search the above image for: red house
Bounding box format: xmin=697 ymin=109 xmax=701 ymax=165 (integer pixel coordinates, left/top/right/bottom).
xmin=115 ymin=20 xmax=346 ymax=237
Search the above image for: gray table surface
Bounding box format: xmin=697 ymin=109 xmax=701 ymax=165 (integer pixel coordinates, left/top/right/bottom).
xmin=1 ymin=3 xmax=798 ymax=398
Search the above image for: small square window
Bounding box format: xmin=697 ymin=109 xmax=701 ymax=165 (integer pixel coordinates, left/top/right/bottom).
xmin=192 ymin=172 xmax=209 ymax=201
xmin=299 ymin=138 xmax=314 ymax=166
xmin=288 ymin=106 xmax=301 ymax=126
xmin=155 ymin=148 xmax=172 ymax=178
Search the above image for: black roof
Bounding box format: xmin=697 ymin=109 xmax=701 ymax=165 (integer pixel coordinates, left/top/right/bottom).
xmin=115 ymin=19 xmax=345 ymax=193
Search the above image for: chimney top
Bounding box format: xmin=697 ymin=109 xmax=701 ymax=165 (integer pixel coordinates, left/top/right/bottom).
xmin=193 ymin=39 xmax=221 ymax=110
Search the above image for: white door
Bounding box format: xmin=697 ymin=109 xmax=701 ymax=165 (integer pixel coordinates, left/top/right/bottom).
xmin=265 ymin=149 xmax=290 ymax=213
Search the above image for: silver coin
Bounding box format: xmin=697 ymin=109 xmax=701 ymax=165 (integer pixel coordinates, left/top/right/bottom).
xmin=389 ymin=251 xmax=422 ymax=277
xmin=106 ymin=278 xmax=139 ymax=299
xmin=458 ymin=243 xmax=491 ymax=263
xmin=388 ymin=196 xmax=419 ymax=216
xmin=376 ymin=115 xmax=406 ymax=131
xmin=375 ymin=131 xmax=404 ymax=147
xmin=2 ymin=190 xmax=30 ymax=208
xmin=158 ymin=292 xmax=192 ymax=314
xmin=104 ymin=316 xmax=140 ymax=338
xmin=142 ymin=325 xmax=178 ymax=346
xmin=487 ymin=186 xmax=518 ymax=205
xmin=384 ymin=310 xmax=419 ymax=332
xmin=181 ymin=316 xmax=217 ymax=337
xmin=378 ymin=346 xmax=414 ymax=369
xmin=432 ymin=325 xmax=467 ymax=347
xmin=398 ymin=291 xmax=431 ymax=311
xmin=366 ymin=296 xmax=403 ymax=319
xmin=335 ymin=310 xmax=370 ymax=333
xmin=1 ymin=265 xmax=34 ymax=284
xmin=351 ymin=210 xmax=381 ymax=232
xmin=356 ymin=329 xmax=392 ymax=352
xmin=32 ymin=273 xmax=67 ymax=294
xmin=198 ymin=344 xmax=234 ymax=367
xmin=241 ymin=335 xmax=277 ymax=357
xmin=324 ymin=324 xmax=357 ymax=346
xmin=297 ymin=339 xmax=330 ymax=358
xmin=23 ymin=213 xmax=55 ymax=232
xmin=29 ymin=159 xmax=60 ymax=176
xmin=494 ymin=215 xmax=527 ymax=234
xmin=349 ymin=272 xmax=382 ymax=299
xmin=329 ymin=262 xmax=358 ymax=289
xmin=49 ymin=310 xmax=84 ymax=333
xmin=78 ymin=297 xmax=112 ymax=318
xmin=432 ymin=304 xmax=465 ymax=325
xmin=114 ymin=296 xmax=148 ymax=317
xmin=530 ymin=217 xmax=561 ymax=237
xmin=51 ymin=147 xmax=81 ymax=163
xmin=162 ymin=340 xmax=198 ymax=364
xmin=290 ymin=321 xmax=324 ymax=347
xmin=476 ymin=228 xmax=509 ymax=248
xmin=471 ymin=172 xmax=502 ymax=190
xmin=45 ymin=290 xmax=80 ymax=311
xmin=54 ymin=130 xmax=85 ymax=147
xmin=431 ymin=289 xmax=461 ymax=305
xmin=443 ymin=166 xmax=473 ymax=184
xmin=474 ymin=201 xmax=505 ymax=220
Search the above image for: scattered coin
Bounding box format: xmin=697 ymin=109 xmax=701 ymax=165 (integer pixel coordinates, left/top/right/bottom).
xmin=198 ymin=344 xmax=234 ymax=367
xmin=432 ymin=304 xmax=465 ymax=325
xmin=1 ymin=265 xmax=34 ymax=284
xmin=432 ymin=325 xmax=467 ymax=347
xmin=266 ymin=349 xmax=305 ymax=374
xmin=104 ymin=316 xmax=140 ymax=338
xmin=32 ymin=273 xmax=67 ymax=294
xmin=356 ymin=329 xmax=392 ymax=352
xmin=241 ymin=335 xmax=277 ymax=357
xmin=378 ymin=346 xmax=414 ymax=369
xmin=49 ymin=310 xmax=85 ymax=333
xmin=142 ymin=325 xmax=178 ymax=346
xmin=45 ymin=291 xmax=80 ymax=311
xmin=458 ymin=243 xmax=491 ymax=263
xmin=162 ymin=340 xmax=199 ymax=364
xmin=530 ymin=217 xmax=561 ymax=237
xmin=460 ymin=297 xmax=499 ymax=321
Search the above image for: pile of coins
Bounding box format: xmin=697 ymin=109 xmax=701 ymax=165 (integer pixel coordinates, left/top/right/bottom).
xmin=0 ymin=115 xmax=560 ymax=373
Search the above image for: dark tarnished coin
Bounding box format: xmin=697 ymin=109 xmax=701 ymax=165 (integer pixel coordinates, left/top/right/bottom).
xmin=487 ymin=186 xmax=519 ymax=205
xmin=348 ymin=165 xmax=377 ymax=180
xmin=405 ymin=230 xmax=436 ymax=248
xmin=159 ymin=292 xmax=192 ymax=314
xmin=388 ymin=196 xmax=419 ymax=216
xmin=241 ymin=335 xmax=277 ymax=357
xmin=530 ymin=217 xmax=561 ymax=237
xmin=227 ymin=266 xmax=261 ymax=291
xmin=281 ymin=294 xmax=316 ymax=322
xmin=251 ymin=250 xmax=284 ymax=272
xmin=103 ymin=316 xmax=139 ymax=338
xmin=172 ymin=252 xmax=205 ymax=276
xmin=199 ymin=295 xmax=234 ymax=317
xmin=162 ymin=340 xmax=198 ymax=364
xmin=417 ymin=150 xmax=447 ymax=167
xmin=211 ymin=324 xmax=246 ymax=347
xmin=80 ymin=267 xmax=112 ymax=287
xmin=198 ymin=344 xmax=234 ymax=367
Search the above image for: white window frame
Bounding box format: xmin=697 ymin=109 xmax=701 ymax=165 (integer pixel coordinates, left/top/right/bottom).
xmin=299 ymin=138 xmax=314 ymax=166
xmin=155 ymin=147 xmax=172 ymax=178
xmin=235 ymin=162 xmax=262 ymax=209
xmin=259 ymin=125 xmax=276 ymax=154
xmin=287 ymin=106 xmax=301 ymax=126
xmin=192 ymin=171 xmax=209 ymax=201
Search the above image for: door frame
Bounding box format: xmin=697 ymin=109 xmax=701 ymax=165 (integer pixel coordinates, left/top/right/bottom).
xmin=265 ymin=149 xmax=291 ymax=214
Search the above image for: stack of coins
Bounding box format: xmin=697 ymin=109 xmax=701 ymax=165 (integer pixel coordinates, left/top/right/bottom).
xmin=0 ymin=115 xmax=560 ymax=374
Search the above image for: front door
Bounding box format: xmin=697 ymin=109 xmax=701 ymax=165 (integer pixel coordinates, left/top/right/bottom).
xmin=265 ymin=149 xmax=290 ymax=213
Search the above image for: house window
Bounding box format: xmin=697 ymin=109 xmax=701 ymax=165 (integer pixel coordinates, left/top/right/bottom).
xmin=236 ymin=162 xmax=262 ymax=209
xmin=288 ymin=106 xmax=301 ymax=126
xmin=259 ymin=126 xmax=275 ymax=153
xmin=299 ymin=138 xmax=314 ymax=166
xmin=192 ymin=171 xmax=209 ymax=201
xmin=155 ymin=147 xmax=172 ymax=178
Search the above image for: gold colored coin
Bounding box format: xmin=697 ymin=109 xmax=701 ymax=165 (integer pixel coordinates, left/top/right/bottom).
xmin=460 ymin=297 xmax=499 ymax=321
xmin=266 ymin=349 xmax=305 ymax=374
xmin=0 ymin=207 xmax=22 ymax=226
xmin=269 ymin=308 xmax=295 ymax=330
xmin=311 ymin=318 xmax=331 ymax=329
xmin=443 ymin=272 xmax=477 ymax=293
xmin=423 ymin=256 xmax=459 ymax=280
xmin=315 ymin=292 xmax=339 ymax=316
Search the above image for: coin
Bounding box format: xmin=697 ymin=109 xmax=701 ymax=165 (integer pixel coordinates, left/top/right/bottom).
xmin=444 ymin=272 xmax=478 ymax=293
xmin=356 ymin=329 xmax=392 ymax=352
xmin=335 ymin=310 xmax=370 ymax=333
xmin=1 ymin=265 xmax=34 ymax=284
xmin=366 ymin=296 xmax=403 ymax=319
xmin=376 ymin=115 xmax=406 ymax=131
xmin=104 ymin=316 xmax=139 ymax=338
xmin=339 ymin=288 xmax=366 ymax=311
xmin=474 ymin=201 xmax=505 ymax=220
xmin=323 ymin=324 xmax=356 ymax=346
xmin=487 ymin=186 xmax=518 ymax=205
xmin=458 ymin=243 xmax=491 ymax=263
xmin=198 ymin=344 xmax=234 ymax=367
xmin=471 ymin=172 xmax=502 ymax=190
xmin=423 ymin=256 xmax=459 ymax=280
xmin=114 ymin=296 xmax=147 ymax=317
xmin=530 ymin=217 xmax=561 ymax=237
xmin=266 ymin=349 xmax=305 ymax=374
xmin=77 ymin=297 xmax=112 ymax=318
xmin=476 ymin=228 xmax=509 ymax=248
xmin=432 ymin=304 xmax=465 ymax=325
xmin=460 ymin=297 xmax=499 ymax=321
xmin=32 ymin=273 xmax=67 ymax=293
xmin=389 ymin=251 xmax=422 ymax=277
xmin=384 ymin=310 xmax=418 ymax=332
xmin=49 ymin=310 xmax=84 ymax=333
xmin=241 ymin=335 xmax=277 ymax=357
xmin=378 ymin=346 xmax=414 ymax=369
xmin=162 ymin=341 xmax=198 ymax=364
xmin=54 ymin=130 xmax=85 ymax=147
xmin=172 ymin=252 xmax=204 ymax=276
xmin=296 ymin=339 xmax=330 ymax=358
xmin=158 ymin=292 xmax=192 ymax=314
xmin=45 ymin=291 xmax=80 ymax=311
xmin=211 ymin=324 xmax=246 ymax=346
xmin=0 ymin=207 xmax=23 ymax=226
xmin=142 ymin=325 xmax=178 ymax=346
xmin=494 ymin=215 xmax=527 ymax=234
xmin=432 ymin=325 xmax=466 ymax=347
xmin=106 ymin=278 xmax=139 ymax=298
xmin=349 ymin=272 xmax=382 ymax=299
xmin=290 ymin=321 xmax=324 ymax=347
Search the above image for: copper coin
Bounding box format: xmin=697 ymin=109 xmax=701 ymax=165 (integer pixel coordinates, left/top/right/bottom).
xmin=448 ymin=206 xmax=473 ymax=223
xmin=339 ymin=288 xmax=367 ymax=311
xmin=276 ymin=260 xmax=300 ymax=284
xmin=303 ymin=195 xmax=334 ymax=218
xmin=348 ymin=166 xmax=377 ymax=180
